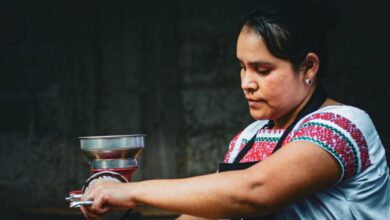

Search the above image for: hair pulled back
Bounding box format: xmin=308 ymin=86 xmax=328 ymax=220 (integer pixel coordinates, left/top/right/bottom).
xmin=241 ymin=0 xmax=340 ymax=77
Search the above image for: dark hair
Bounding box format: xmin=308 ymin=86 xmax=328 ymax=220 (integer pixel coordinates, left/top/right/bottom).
xmin=241 ymin=0 xmax=340 ymax=77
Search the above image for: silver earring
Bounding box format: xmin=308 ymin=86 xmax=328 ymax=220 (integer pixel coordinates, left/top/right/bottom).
xmin=305 ymin=78 xmax=312 ymax=85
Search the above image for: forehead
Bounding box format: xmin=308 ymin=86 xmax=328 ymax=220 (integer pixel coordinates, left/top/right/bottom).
xmin=236 ymin=27 xmax=275 ymax=63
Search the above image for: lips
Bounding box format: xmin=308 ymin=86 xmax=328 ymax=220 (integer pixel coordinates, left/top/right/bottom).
xmin=246 ymin=98 xmax=263 ymax=108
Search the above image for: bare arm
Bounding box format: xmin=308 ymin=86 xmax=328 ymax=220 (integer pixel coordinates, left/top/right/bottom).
xmin=176 ymin=214 xmax=212 ymax=220
xmin=81 ymin=141 xmax=341 ymax=219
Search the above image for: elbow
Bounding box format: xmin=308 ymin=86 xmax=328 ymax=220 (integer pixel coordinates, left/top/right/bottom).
xmin=233 ymin=171 xmax=282 ymax=217
xmin=243 ymin=190 xmax=280 ymax=216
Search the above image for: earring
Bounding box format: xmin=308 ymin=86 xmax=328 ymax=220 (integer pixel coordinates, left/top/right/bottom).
xmin=305 ymin=78 xmax=312 ymax=85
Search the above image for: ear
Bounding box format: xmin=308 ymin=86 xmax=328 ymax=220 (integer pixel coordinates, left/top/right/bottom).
xmin=301 ymin=52 xmax=320 ymax=81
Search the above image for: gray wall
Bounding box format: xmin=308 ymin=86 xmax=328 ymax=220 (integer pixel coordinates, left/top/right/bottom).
xmin=0 ymin=0 xmax=389 ymax=219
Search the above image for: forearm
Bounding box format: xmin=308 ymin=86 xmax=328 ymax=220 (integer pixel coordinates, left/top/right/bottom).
xmin=176 ymin=214 xmax=213 ymax=220
xmin=129 ymin=171 xmax=269 ymax=219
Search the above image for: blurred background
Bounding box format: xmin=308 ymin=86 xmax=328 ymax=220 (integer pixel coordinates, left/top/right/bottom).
xmin=0 ymin=0 xmax=389 ymax=219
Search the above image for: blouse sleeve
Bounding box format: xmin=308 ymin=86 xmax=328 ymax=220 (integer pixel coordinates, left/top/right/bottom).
xmin=288 ymin=111 xmax=372 ymax=182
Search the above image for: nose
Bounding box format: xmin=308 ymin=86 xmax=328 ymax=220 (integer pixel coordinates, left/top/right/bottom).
xmin=241 ymin=71 xmax=258 ymax=94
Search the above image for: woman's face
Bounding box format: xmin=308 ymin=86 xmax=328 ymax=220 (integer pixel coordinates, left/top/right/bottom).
xmin=236 ymin=26 xmax=308 ymax=121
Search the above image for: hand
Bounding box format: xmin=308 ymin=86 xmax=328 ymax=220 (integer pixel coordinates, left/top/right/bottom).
xmin=80 ymin=181 xmax=137 ymax=220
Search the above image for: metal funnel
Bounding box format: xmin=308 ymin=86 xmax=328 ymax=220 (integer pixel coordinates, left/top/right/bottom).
xmin=79 ymin=134 xmax=145 ymax=160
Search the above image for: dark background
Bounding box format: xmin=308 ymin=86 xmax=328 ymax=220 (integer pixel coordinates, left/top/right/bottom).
xmin=0 ymin=0 xmax=389 ymax=219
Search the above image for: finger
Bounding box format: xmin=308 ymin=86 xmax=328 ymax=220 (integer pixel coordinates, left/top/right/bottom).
xmin=81 ymin=192 xmax=94 ymax=202
xmin=91 ymin=193 xmax=110 ymax=215
xmin=82 ymin=181 xmax=104 ymax=201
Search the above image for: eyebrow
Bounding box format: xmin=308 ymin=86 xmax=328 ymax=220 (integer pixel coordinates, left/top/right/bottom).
xmin=236 ymin=57 xmax=274 ymax=66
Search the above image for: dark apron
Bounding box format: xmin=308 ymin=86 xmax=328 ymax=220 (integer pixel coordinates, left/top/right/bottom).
xmin=218 ymin=84 xmax=327 ymax=220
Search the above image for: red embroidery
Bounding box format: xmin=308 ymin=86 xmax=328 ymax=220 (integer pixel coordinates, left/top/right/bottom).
xmin=224 ymin=112 xmax=371 ymax=181
xmin=240 ymin=129 xmax=285 ymax=163
xmin=224 ymin=132 xmax=241 ymax=162
xmin=301 ymin=113 xmax=371 ymax=171
xmin=291 ymin=124 xmax=357 ymax=179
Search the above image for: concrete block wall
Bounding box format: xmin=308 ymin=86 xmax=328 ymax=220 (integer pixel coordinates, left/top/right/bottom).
xmin=0 ymin=0 xmax=389 ymax=219
xmin=176 ymin=0 xmax=256 ymax=176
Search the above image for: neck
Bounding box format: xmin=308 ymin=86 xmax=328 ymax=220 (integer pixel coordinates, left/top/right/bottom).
xmin=273 ymin=85 xmax=317 ymax=129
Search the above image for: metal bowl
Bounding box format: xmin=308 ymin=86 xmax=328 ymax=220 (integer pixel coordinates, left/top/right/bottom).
xmin=89 ymin=159 xmax=138 ymax=169
xmin=79 ymin=134 xmax=145 ymax=160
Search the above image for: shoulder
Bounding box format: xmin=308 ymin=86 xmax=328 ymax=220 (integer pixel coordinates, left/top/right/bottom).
xmin=289 ymin=105 xmax=375 ymax=182
xmin=298 ymin=105 xmax=375 ymax=136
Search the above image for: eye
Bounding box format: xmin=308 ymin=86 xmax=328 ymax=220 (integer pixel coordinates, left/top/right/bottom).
xmin=255 ymin=66 xmax=272 ymax=75
xmin=257 ymin=69 xmax=271 ymax=75
xmin=251 ymin=63 xmax=272 ymax=75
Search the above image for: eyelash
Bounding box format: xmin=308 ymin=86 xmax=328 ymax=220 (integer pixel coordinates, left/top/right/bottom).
xmin=257 ymin=69 xmax=270 ymax=75
xmin=239 ymin=64 xmax=271 ymax=75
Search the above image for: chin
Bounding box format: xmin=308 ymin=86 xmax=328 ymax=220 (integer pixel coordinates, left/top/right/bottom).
xmin=249 ymin=110 xmax=269 ymax=121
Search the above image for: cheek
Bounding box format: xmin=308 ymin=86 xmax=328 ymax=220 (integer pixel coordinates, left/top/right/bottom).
xmin=261 ymin=74 xmax=300 ymax=106
xmin=261 ymin=76 xmax=289 ymax=99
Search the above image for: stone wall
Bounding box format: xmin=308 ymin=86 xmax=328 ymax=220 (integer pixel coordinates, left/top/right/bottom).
xmin=0 ymin=0 xmax=389 ymax=219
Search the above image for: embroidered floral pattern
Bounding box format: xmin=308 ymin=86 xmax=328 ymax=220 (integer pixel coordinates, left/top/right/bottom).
xmin=239 ymin=129 xmax=285 ymax=162
xmin=224 ymin=132 xmax=241 ymax=162
xmin=289 ymin=112 xmax=371 ymax=181
xmin=224 ymin=112 xmax=371 ymax=181
xmin=224 ymin=129 xmax=285 ymax=163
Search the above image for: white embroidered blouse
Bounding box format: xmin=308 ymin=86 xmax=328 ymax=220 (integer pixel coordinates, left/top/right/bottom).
xmin=224 ymin=105 xmax=390 ymax=219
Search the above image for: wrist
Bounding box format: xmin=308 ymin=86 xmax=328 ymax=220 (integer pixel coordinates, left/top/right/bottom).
xmin=127 ymin=182 xmax=145 ymax=205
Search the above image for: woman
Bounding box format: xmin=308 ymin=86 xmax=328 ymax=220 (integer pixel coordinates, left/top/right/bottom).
xmin=81 ymin=0 xmax=390 ymax=219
